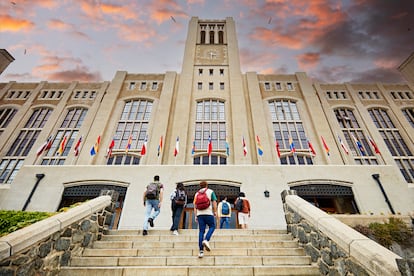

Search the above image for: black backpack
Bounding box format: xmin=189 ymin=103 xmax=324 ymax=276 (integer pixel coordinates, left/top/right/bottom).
xmin=174 ymin=189 xmax=186 ymax=205
xmin=146 ymin=182 xmax=159 ymax=199
xmin=235 ymin=198 xmax=243 ymax=211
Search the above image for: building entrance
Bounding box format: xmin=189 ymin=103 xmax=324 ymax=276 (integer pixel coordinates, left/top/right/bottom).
xmin=179 ymin=183 xmax=241 ymax=229
xmin=58 ymin=184 xmax=127 ymax=229
xmin=290 ymin=184 xmax=359 ymax=214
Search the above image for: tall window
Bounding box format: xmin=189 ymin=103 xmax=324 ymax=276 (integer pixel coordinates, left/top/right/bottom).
xmin=194 ymin=100 xmax=226 ymax=165
xmin=335 ymin=108 xmax=378 ymax=165
xmin=1 ymin=108 xmax=52 ymax=184
xmin=369 ymin=108 xmax=414 ymax=183
xmin=41 ymin=108 xmax=88 ymax=165
xmin=0 ymin=108 xmax=17 ymax=136
xmin=402 ymin=108 xmax=414 ymax=128
xmin=107 ymin=99 xmax=152 ymax=164
xmin=268 ymin=100 xmax=313 ymax=165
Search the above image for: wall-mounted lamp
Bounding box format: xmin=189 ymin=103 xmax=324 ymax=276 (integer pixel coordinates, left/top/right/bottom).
xmin=264 ymin=190 xmax=270 ymax=198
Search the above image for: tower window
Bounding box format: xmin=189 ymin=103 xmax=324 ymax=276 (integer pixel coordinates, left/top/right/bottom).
xmin=209 ymin=82 xmax=213 ymax=90
xmin=209 ymin=69 xmax=213 ymax=76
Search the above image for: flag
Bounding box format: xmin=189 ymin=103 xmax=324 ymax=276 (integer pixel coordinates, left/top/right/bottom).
xmin=174 ymin=136 xmax=179 ymax=157
xmin=307 ymin=138 xmax=316 ymax=155
xmin=338 ymin=135 xmax=349 ymax=155
xmin=275 ymin=139 xmax=281 ymax=158
xmin=256 ymin=135 xmax=264 ymax=156
xmin=351 ymin=133 xmax=365 ymax=156
xmin=125 ymin=135 xmax=132 ymax=153
xmin=36 ymin=135 xmax=53 ymax=156
xmin=242 ymin=136 xmax=247 ymax=156
xmin=191 ymin=138 xmax=196 ymax=155
xmin=107 ymin=139 xmax=115 ymax=158
xmin=289 ymin=136 xmax=296 ymax=153
xmin=225 ymin=138 xmax=230 ymax=156
xmin=90 ymin=135 xmax=101 ymax=156
xmin=321 ymin=136 xmax=330 ymax=156
xmin=57 ymin=135 xmax=67 ymax=156
xmin=73 ymin=135 xmax=83 ymax=156
xmin=141 ymin=135 xmax=147 ymax=155
xmin=207 ymin=136 xmax=212 ymax=156
xmin=368 ymin=136 xmax=381 ymax=154
xmin=157 ymin=136 xmax=163 ymax=156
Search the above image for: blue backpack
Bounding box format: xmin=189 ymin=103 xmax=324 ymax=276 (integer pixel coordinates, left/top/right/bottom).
xmin=221 ymin=202 xmax=230 ymax=215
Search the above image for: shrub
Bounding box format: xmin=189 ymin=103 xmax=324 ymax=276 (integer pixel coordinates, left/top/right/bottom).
xmin=354 ymin=218 xmax=413 ymax=249
xmin=0 ymin=210 xmax=55 ymax=237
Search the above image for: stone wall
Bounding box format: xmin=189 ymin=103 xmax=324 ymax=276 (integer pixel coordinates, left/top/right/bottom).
xmin=0 ymin=191 xmax=116 ymax=276
xmin=281 ymin=190 xmax=404 ymax=276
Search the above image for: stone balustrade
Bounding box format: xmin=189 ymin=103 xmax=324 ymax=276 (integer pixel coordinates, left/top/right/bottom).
xmin=281 ymin=190 xmax=406 ymax=276
xmin=0 ymin=192 xmax=116 ymax=276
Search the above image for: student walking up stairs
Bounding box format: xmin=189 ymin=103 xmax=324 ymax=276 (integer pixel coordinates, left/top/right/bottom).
xmin=60 ymin=229 xmax=320 ymax=275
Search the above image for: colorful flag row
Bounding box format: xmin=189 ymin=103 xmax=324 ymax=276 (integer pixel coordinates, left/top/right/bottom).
xmin=36 ymin=132 xmax=382 ymax=159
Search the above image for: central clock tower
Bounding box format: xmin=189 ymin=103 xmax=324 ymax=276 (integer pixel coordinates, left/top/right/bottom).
xmin=171 ymin=17 xmax=249 ymax=164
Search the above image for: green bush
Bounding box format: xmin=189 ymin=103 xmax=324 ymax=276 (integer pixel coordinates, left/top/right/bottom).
xmin=354 ymin=218 xmax=413 ymax=249
xmin=0 ymin=210 xmax=55 ymax=237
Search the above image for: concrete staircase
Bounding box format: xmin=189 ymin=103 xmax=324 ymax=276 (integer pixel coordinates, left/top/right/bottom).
xmin=60 ymin=229 xmax=320 ymax=276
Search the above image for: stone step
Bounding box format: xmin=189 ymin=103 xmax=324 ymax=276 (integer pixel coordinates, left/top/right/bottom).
xmin=105 ymin=229 xmax=288 ymax=236
xmin=60 ymin=265 xmax=320 ymax=276
xmin=70 ymin=255 xmax=312 ymax=267
xmin=82 ymin=247 xmax=307 ymax=257
xmin=99 ymin=233 xmax=293 ymax=242
xmin=92 ymin=240 xmax=299 ymax=249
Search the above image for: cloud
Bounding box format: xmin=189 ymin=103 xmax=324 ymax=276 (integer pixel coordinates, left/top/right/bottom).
xmin=147 ymin=0 xmax=188 ymax=24
xmin=0 ymin=14 xmax=34 ymax=32
xmin=100 ymin=3 xmax=137 ymax=20
xmin=45 ymin=67 xmax=102 ymax=82
xmin=239 ymin=48 xmax=279 ymax=72
xmin=297 ymin=52 xmax=321 ymax=70
xmin=31 ymin=51 xmax=102 ymax=82
xmin=47 ymin=19 xmax=72 ymax=31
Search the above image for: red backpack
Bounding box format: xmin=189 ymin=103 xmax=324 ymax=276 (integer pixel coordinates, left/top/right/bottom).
xmin=195 ymin=188 xmax=210 ymax=210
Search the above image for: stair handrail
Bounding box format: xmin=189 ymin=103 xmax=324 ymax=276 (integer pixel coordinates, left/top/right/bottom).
xmin=281 ymin=190 xmax=402 ymax=275
xmin=0 ymin=195 xmax=112 ymax=262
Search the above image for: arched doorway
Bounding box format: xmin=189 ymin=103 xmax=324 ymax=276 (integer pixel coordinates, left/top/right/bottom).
xmin=59 ymin=183 xmax=128 ymax=229
xmin=290 ymin=181 xmax=359 ymax=214
xmin=179 ymin=181 xmax=241 ymax=229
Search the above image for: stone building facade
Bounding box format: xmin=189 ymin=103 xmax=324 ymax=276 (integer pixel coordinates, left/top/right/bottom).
xmin=0 ymin=17 xmax=413 ymax=230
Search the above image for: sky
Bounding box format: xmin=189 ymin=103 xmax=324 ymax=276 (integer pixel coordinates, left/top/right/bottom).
xmin=1 ymin=0 xmax=413 ymax=84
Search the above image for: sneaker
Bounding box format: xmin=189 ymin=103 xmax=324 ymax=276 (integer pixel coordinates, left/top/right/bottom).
xmin=202 ymin=240 xmax=211 ymax=251
xmin=198 ymin=250 xmax=204 ymax=258
xmin=142 ymin=230 xmax=148 ymax=236
xmin=148 ymin=217 xmax=154 ymax=227
xmin=173 ymin=230 xmax=179 ymax=236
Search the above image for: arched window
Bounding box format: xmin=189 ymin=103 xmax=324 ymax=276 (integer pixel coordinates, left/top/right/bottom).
xmin=109 ymin=99 xmax=152 ymax=160
xmin=200 ymin=31 xmax=206 ymax=44
xmin=334 ymin=108 xmax=378 ymax=165
xmin=106 ymin=154 xmax=140 ymax=165
xmin=41 ymin=107 xmax=88 ymax=165
xmin=218 ymin=31 xmax=224 ymax=44
xmin=194 ymin=100 xmax=227 ymax=162
xmin=369 ymin=108 xmax=414 ymax=182
xmin=402 ymin=108 xmax=414 ymax=128
xmin=209 ymin=31 xmax=215 ymax=44
xmin=193 ymin=154 xmax=227 ymax=165
xmin=268 ymin=99 xmax=313 ymax=165
xmin=0 ymin=108 xmax=17 ymax=136
xmin=1 ymin=108 xmax=52 ymax=184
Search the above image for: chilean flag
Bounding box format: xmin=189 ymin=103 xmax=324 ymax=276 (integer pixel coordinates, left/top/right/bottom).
xmin=207 ymin=136 xmax=212 ymax=156
xmin=174 ymin=136 xmax=179 ymax=157
xmin=242 ymin=136 xmax=247 ymax=156
xmin=141 ymin=135 xmax=147 ymax=155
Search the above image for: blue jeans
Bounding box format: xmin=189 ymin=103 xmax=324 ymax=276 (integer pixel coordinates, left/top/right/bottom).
xmin=220 ymin=217 xmax=230 ymax=229
xmin=171 ymin=203 xmax=184 ymax=231
xmin=143 ymin=199 xmax=160 ymax=230
xmin=197 ymin=215 xmax=215 ymax=251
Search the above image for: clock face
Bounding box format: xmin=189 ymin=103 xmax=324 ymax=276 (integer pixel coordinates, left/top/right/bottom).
xmin=196 ymin=45 xmax=227 ymax=65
